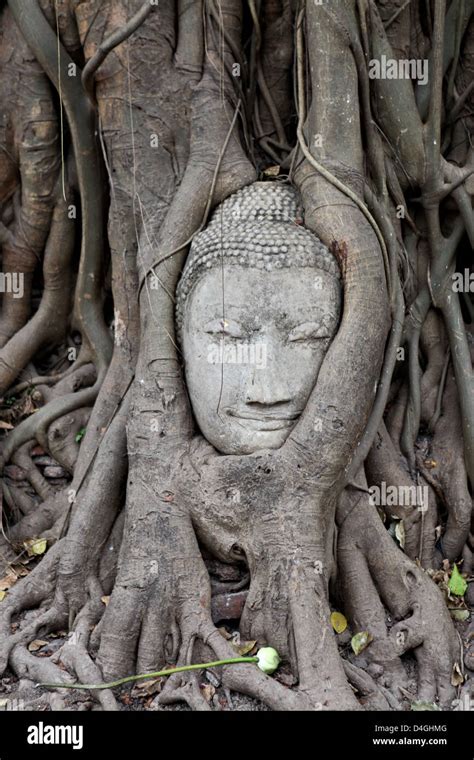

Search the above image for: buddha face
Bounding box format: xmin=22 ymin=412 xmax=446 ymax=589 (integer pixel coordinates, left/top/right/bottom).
xmin=181 ymin=265 xmax=341 ymax=455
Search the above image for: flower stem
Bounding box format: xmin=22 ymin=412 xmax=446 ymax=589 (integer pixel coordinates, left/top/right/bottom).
xmin=38 ymin=656 xmax=259 ymax=690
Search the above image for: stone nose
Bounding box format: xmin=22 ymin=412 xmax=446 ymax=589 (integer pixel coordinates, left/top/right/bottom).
xmin=244 ymin=363 xmax=292 ymax=407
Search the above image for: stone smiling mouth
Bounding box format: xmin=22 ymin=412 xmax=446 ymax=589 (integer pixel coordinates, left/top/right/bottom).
xmin=226 ymin=409 xmax=301 ymax=432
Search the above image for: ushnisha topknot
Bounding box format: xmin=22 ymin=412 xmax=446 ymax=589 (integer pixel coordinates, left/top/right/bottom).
xmin=175 ymin=181 xmax=341 ymax=341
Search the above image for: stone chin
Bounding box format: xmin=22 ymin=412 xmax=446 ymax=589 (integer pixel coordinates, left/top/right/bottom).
xmin=198 ymin=416 xmax=298 ymax=456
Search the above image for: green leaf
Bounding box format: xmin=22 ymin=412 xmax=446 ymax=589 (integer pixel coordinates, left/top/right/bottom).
xmin=450 ymin=609 xmax=469 ymax=622
xmin=23 ymin=538 xmax=47 ymax=556
xmin=411 ymin=701 xmax=441 ymax=711
xmin=75 ymin=427 xmax=86 ymax=443
xmin=448 ymin=564 xmax=467 ymax=597
xmin=351 ymin=631 xmax=373 ymax=655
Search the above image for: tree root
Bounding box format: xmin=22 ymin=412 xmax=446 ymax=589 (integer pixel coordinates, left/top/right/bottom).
xmin=426 ymin=371 xmax=473 ymax=562
xmin=0 ymin=188 xmax=75 ymax=396
xmin=337 ymin=481 xmax=460 ymax=709
xmin=0 ymin=457 xmax=463 ymax=712
xmin=366 ymin=421 xmax=424 ymax=560
xmin=0 ymin=7 xmax=60 ymax=348
xmin=0 ymin=370 xmax=99 ymax=470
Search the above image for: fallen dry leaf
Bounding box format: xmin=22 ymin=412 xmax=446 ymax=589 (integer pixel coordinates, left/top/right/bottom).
xmin=451 ymin=662 xmax=464 ymax=687
xmin=233 ymin=639 xmax=257 ymax=656
xmin=0 ymin=573 xmax=18 ymax=592
xmin=263 ymin=165 xmax=280 ymax=177
xmin=331 ymin=611 xmax=348 ymax=634
xmin=200 ymin=683 xmax=215 ymax=702
xmin=132 ymin=678 xmax=162 ymax=697
xmin=28 ymin=639 xmax=48 ymax=653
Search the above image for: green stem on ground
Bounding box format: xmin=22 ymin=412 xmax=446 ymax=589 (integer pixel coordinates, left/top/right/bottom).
xmin=38 ymin=656 xmax=259 ymax=691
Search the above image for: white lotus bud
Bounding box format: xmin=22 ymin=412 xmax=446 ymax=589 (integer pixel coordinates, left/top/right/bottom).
xmin=256 ymin=647 xmax=280 ymax=674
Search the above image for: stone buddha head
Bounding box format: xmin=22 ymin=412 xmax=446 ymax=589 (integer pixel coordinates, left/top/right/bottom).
xmin=176 ymin=182 xmax=341 ymax=455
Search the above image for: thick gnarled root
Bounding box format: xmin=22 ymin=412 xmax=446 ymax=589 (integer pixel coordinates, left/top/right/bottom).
xmin=337 ymin=487 xmax=460 ymax=709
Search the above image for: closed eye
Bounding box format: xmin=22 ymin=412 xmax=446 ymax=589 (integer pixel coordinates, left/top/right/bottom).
xmin=204 ymin=319 xmax=244 ymax=338
xmin=288 ymin=322 xmax=329 ymax=342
